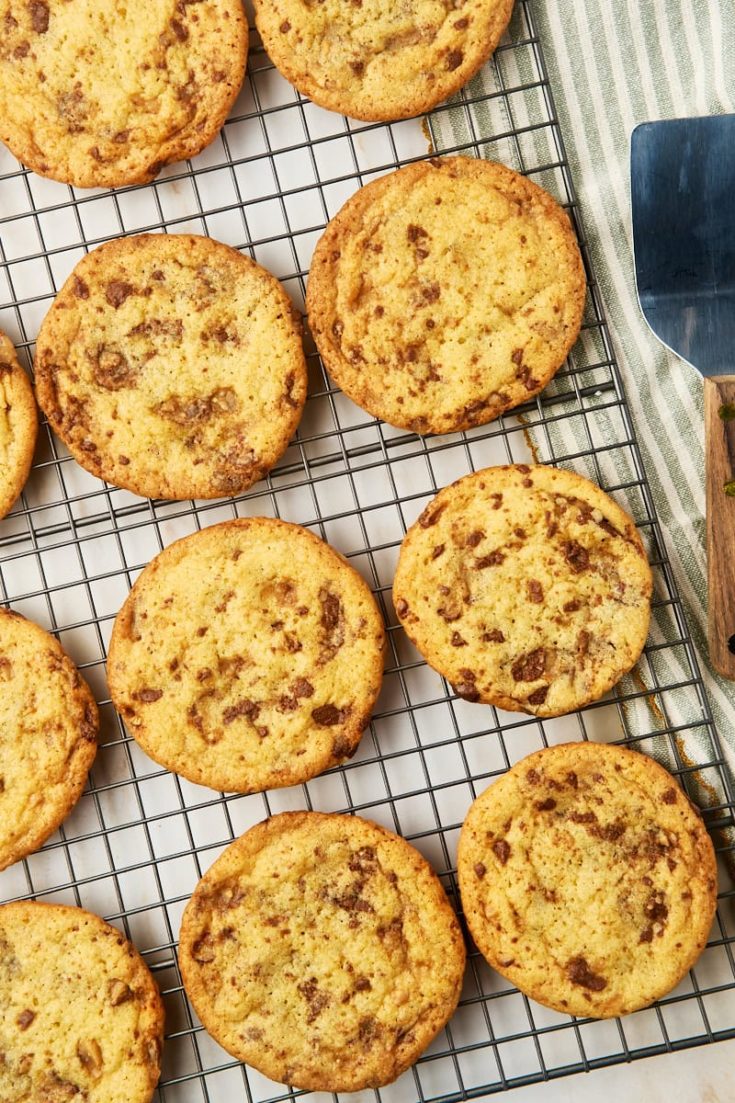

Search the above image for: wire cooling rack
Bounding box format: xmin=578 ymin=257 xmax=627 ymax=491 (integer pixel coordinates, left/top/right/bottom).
xmin=1 ymin=1 xmax=735 ymax=1099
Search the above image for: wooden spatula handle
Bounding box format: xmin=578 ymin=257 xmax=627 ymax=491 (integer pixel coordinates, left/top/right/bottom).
xmin=705 ymin=375 xmax=735 ymax=679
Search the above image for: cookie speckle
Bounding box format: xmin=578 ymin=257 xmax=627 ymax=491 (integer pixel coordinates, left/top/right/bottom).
xmin=28 ymin=1 xmax=49 ymax=33
xmin=105 ymin=280 xmax=134 ymax=309
xmin=563 ymin=540 xmax=589 ymax=573
xmin=476 ymin=550 xmax=505 ymax=568
xmin=527 ymin=686 xmax=548 ymax=706
xmin=16 ymin=1008 xmax=35 ymax=1030
xmin=135 ymin=687 xmax=163 ymax=703
xmin=492 ymin=840 xmax=510 ymax=865
xmin=511 ymin=648 xmax=546 ymax=682
xmin=312 ymin=704 xmax=344 ymax=727
xmin=527 ymin=579 xmax=543 ymax=603
xmin=566 ymin=956 xmax=607 ymax=991
xmin=534 ymin=797 xmax=557 ymax=812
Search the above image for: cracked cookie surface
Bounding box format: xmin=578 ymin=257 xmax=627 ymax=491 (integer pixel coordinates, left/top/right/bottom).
xmin=0 ymin=330 xmax=36 ymax=520
xmin=254 ymin=0 xmax=514 ymax=121
xmin=307 ymin=157 xmax=585 ymax=434
xmin=179 ymin=811 xmax=466 ymax=1090
xmin=457 ymin=742 xmax=717 ymax=1017
xmin=0 ymin=607 xmax=98 ymax=872
xmin=393 ymin=464 xmax=652 ymax=716
xmin=35 ymin=234 xmax=307 ymax=501
xmin=108 ymin=518 xmax=385 ymax=792
xmin=0 ymin=901 xmax=164 ymax=1102
xmin=0 ymin=0 xmax=247 ymax=188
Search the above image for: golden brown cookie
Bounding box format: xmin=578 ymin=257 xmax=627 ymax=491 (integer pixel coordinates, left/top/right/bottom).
xmin=0 ymin=0 xmax=247 ymax=188
xmin=457 ymin=742 xmax=718 ymax=1018
xmin=254 ymin=0 xmax=515 ymax=121
xmin=307 ymin=157 xmax=585 ymax=434
xmin=108 ymin=517 xmax=385 ymax=792
xmin=179 ymin=811 xmax=466 ymax=1091
xmin=0 ymin=330 xmax=36 ymax=520
xmin=34 ymin=234 xmax=307 ymax=501
xmin=393 ymin=464 xmax=652 ymax=717
xmin=0 ymin=901 xmax=164 ymax=1102
xmin=0 ymin=606 xmax=98 ymax=872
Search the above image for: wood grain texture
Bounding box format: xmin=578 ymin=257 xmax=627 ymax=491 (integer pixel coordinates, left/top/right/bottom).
xmin=704 ymin=376 xmax=735 ymax=679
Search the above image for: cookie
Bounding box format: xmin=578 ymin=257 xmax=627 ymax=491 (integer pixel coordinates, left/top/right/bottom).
xmin=254 ymin=0 xmax=514 ymax=122
xmin=35 ymin=234 xmax=307 ymax=501
xmin=0 ymin=901 xmax=164 ymax=1101
xmin=458 ymin=742 xmax=718 ymax=1018
xmin=306 ymin=157 xmax=586 ymax=434
xmin=0 ymin=0 xmax=247 ymax=188
xmin=179 ymin=811 xmax=466 ymax=1091
xmin=0 ymin=606 xmax=98 ymax=872
xmin=393 ymin=464 xmax=652 ymax=717
xmin=0 ymin=331 xmax=36 ymax=520
xmin=108 ymin=517 xmax=385 ymax=793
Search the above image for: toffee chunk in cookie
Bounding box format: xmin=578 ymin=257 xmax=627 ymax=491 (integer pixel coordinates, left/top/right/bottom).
xmin=255 ymin=0 xmax=515 ymax=121
xmin=393 ymin=464 xmax=652 ymax=716
xmin=108 ymin=518 xmax=385 ymax=792
xmin=458 ymin=742 xmax=717 ymax=1017
xmin=0 ymin=330 xmax=36 ymax=519
xmin=0 ymin=606 xmax=98 ymax=872
xmin=307 ymin=157 xmax=585 ymax=434
xmin=0 ymin=0 xmax=247 ymax=188
xmin=179 ymin=811 xmax=466 ymax=1091
xmin=0 ymin=901 xmax=164 ymax=1102
xmin=35 ymin=234 xmax=307 ymax=501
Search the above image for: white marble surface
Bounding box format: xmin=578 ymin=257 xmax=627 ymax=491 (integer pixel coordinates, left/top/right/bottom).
xmin=503 ymin=1038 xmax=735 ymax=1101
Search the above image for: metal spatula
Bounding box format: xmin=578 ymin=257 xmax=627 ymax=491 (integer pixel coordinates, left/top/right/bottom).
xmin=631 ymin=113 xmax=735 ymax=679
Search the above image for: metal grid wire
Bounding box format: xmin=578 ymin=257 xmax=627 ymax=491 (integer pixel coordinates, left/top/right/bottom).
xmin=1 ymin=1 xmax=735 ymax=1098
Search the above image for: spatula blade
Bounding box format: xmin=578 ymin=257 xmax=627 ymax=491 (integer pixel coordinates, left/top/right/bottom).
xmin=631 ymin=114 xmax=735 ymax=377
